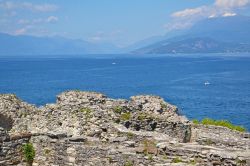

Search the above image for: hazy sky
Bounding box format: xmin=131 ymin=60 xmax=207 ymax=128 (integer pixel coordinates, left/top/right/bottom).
xmin=0 ymin=0 xmax=250 ymax=46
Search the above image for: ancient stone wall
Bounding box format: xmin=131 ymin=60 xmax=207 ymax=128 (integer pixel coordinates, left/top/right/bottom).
xmin=0 ymin=128 xmax=31 ymax=166
xmin=191 ymin=124 xmax=250 ymax=150
xmin=0 ymin=91 xmax=249 ymax=166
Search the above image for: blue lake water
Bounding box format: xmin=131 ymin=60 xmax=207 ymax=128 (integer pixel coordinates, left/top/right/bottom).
xmin=0 ymin=55 xmax=250 ymax=130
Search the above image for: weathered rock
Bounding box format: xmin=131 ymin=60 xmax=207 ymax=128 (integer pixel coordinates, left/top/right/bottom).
xmin=0 ymin=91 xmax=249 ymax=166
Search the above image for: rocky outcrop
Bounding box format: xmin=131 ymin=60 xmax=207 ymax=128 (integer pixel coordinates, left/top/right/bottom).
xmin=0 ymin=91 xmax=249 ymax=166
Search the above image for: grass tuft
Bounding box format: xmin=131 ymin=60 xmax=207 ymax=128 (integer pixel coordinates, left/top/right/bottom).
xmin=172 ymin=157 xmax=182 ymax=163
xmin=193 ymin=118 xmax=246 ymax=132
xmin=120 ymin=112 xmax=131 ymax=121
xmin=113 ymin=106 xmax=123 ymax=114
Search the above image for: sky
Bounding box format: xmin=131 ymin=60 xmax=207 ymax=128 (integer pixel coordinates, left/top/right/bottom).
xmin=0 ymin=0 xmax=250 ymax=47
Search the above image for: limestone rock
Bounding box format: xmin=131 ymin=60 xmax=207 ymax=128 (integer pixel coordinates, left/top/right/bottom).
xmin=0 ymin=90 xmax=249 ymax=166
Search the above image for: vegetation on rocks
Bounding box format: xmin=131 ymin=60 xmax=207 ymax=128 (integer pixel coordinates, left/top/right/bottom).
xmin=192 ymin=118 xmax=246 ymax=132
xmin=172 ymin=157 xmax=183 ymax=163
xmin=113 ymin=106 xmax=123 ymax=114
xmin=142 ymin=139 xmax=157 ymax=155
xmin=80 ymin=107 xmax=92 ymax=120
xmin=137 ymin=112 xmax=148 ymax=121
xmin=124 ymin=161 xmax=133 ymax=166
xmin=126 ymin=132 xmax=135 ymax=139
xmin=120 ymin=112 xmax=131 ymax=121
xmin=0 ymin=91 xmax=249 ymax=166
xmin=22 ymin=143 xmax=35 ymax=165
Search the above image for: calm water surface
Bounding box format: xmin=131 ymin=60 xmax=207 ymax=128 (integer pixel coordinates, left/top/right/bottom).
xmin=0 ymin=55 xmax=250 ymax=130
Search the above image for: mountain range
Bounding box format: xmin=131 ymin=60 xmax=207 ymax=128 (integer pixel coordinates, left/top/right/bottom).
xmin=0 ymin=33 xmax=120 ymax=56
xmin=134 ymin=15 xmax=250 ymax=54
xmin=0 ymin=15 xmax=250 ymax=56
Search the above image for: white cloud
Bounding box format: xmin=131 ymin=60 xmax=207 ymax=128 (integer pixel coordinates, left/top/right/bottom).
xmin=47 ymin=16 xmax=58 ymax=23
xmin=167 ymin=0 xmax=249 ymax=31
xmin=0 ymin=1 xmax=59 ymax=36
xmin=172 ymin=0 xmax=249 ymax=19
xmin=14 ymin=25 xmax=33 ymax=35
xmin=18 ymin=19 xmax=30 ymax=24
xmin=222 ymin=12 xmax=237 ymax=17
xmin=215 ymin=0 xmax=250 ymax=8
xmin=17 ymin=16 xmax=59 ymax=25
xmin=164 ymin=21 xmax=193 ymax=31
xmin=171 ymin=7 xmax=204 ymax=18
xmin=14 ymin=28 xmax=27 ymax=35
xmin=0 ymin=1 xmax=58 ymax=12
xmin=90 ymin=36 xmax=102 ymax=42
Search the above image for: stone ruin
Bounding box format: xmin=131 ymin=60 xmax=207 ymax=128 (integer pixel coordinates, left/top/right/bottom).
xmin=0 ymin=91 xmax=249 ymax=166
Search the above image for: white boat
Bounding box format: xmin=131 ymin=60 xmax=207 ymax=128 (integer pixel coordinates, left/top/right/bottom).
xmin=204 ymin=81 xmax=210 ymax=85
xmin=112 ymin=62 xmax=116 ymax=65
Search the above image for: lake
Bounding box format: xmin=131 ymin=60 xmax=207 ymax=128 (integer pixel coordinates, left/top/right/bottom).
xmin=0 ymin=55 xmax=250 ymax=130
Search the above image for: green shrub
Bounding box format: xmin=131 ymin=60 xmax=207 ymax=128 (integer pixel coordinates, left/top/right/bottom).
xmin=163 ymin=154 xmax=168 ymax=160
xmin=113 ymin=106 xmax=123 ymax=114
xmin=137 ymin=113 xmax=148 ymax=121
xmin=201 ymin=118 xmax=215 ymax=125
xmin=189 ymin=159 xmax=197 ymax=165
xmin=127 ymin=132 xmax=135 ymax=139
xmin=80 ymin=108 xmax=92 ymax=120
xmin=120 ymin=112 xmax=131 ymax=121
xmin=192 ymin=119 xmax=199 ymax=124
xmin=205 ymin=139 xmax=213 ymax=145
xmin=22 ymin=143 xmax=35 ymax=164
xmin=172 ymin=157 xmax=182 ymax=163
xmin=233 ymin=125 xmax=246 ymax=132
xmin=124 ymin=161 xmax=133 ymax=166
xmin=108 ymin=157 xmax=113 ymax=163
xmin=200 ymin=118 xmax=246 ymax=132
xmin=80 ymin=107 xmax=92 ymax=114
xmin=147 ymin=154 xmax=153 ymax=161
xmin=44 ymin=148 xmax=51 ymax=155
xmin=160 ymin=102 xmax=168 ymax=109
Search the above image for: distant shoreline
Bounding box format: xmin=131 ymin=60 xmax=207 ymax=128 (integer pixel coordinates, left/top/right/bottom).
xmin=1 ymin=52 xmax=250 ymax=59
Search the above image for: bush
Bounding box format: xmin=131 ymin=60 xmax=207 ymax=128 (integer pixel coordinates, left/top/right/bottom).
xmin=113 ymin=106 xmax=123 ymax=114
xmin=127 ymin=132 xmax=135 ymax=139
xmin=124 ymin=161 xmax=133 ymax=166
xmin=120 ymin=112 xmax=131 ymax=121
xmin=79 ymin=108 xmax=92 ymax=120
xmin=22 ymin=143 xmax=35 ymax=164
xmin=147 ymin=154 xmax=153 ymax=161
xmin=192 ymin=119 xmax=199 ymax=124
xmin=198 ymin=118 xmax=246 ymax=132
xmin=137 ymin=113 xmax=148 ymax=121
xmin=172 ymin=157 xmax=182 ymax=163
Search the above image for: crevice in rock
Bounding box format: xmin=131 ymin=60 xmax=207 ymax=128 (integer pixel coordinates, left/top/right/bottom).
xmin=0 ymin=113 xmax=13 ymax=131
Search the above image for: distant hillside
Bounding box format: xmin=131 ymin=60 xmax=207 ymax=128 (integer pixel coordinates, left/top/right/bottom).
xmin=0 ymin=33 xmax=120 ymax=56
xmin=135 ymin=16 xmax=250 ymax=54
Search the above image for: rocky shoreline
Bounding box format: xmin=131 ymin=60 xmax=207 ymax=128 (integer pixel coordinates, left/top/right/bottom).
xmin=0 ymin=91 xmax=249 ymax=166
